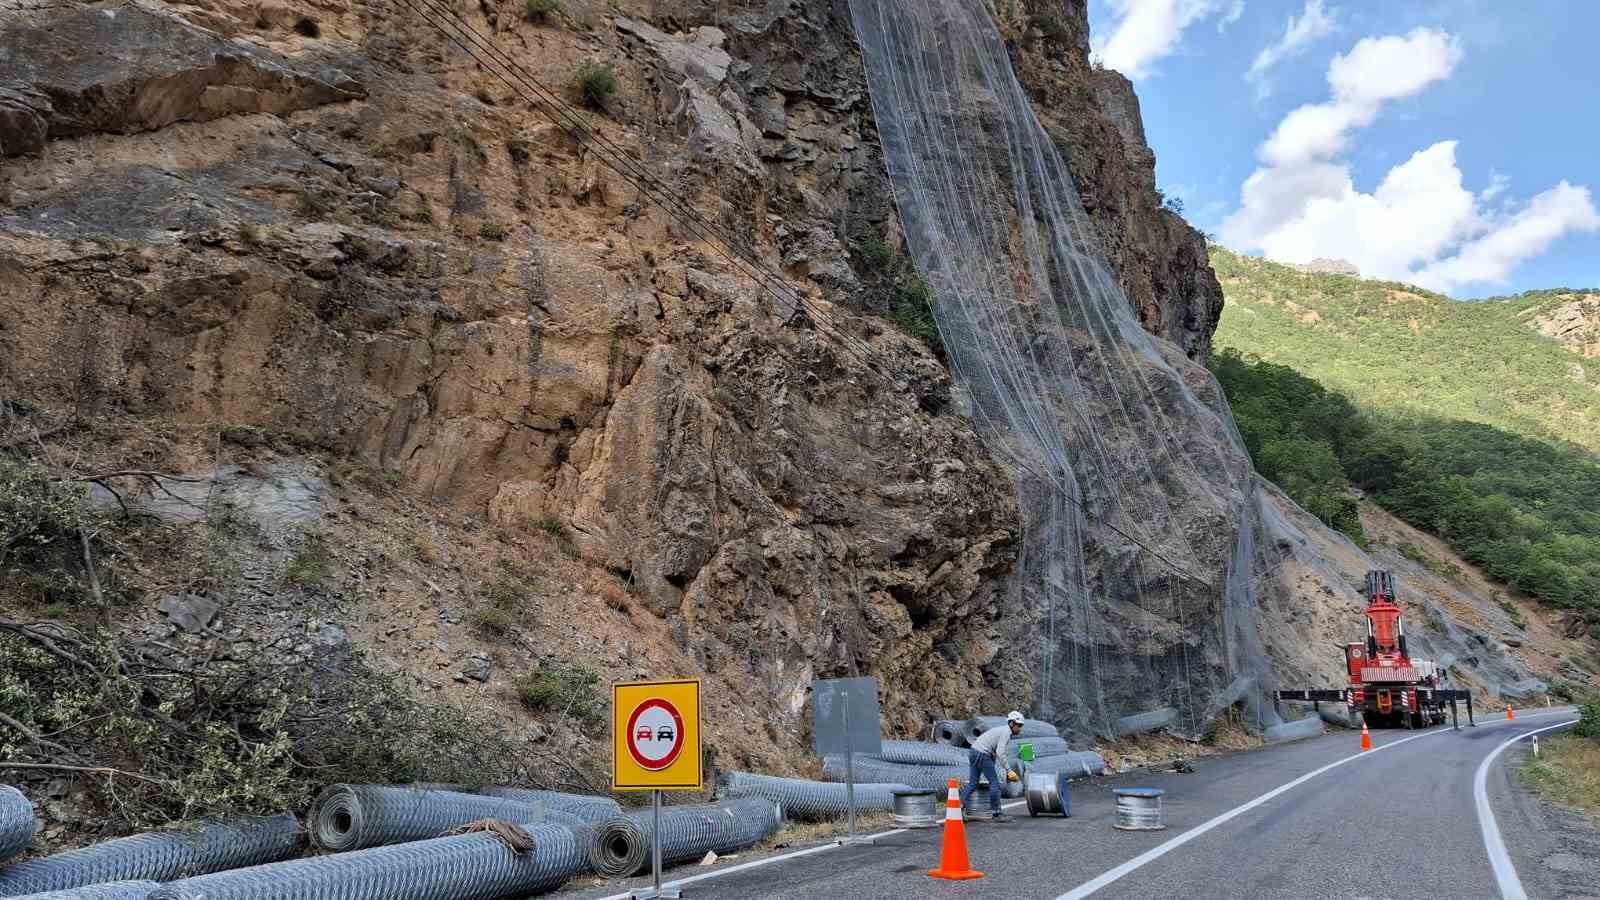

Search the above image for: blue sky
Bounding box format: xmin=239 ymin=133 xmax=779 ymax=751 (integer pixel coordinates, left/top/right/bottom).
xmin=1086 ymin=0 xmax=1599 ymax=298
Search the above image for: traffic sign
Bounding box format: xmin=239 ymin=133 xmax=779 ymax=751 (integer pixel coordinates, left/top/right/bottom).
xmin=612 ymin=679 xmax=702 ymax=791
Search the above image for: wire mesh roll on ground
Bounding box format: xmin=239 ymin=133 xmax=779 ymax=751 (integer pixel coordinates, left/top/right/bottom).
xmin=1020 ymin=751 xmax=1106 ymax=779
xmin=1006 ymin=736 xmax=1069 ymax=759
xmin=476 ymin=788 xmax=622 ymax=823
xmin=871 ymin=740 xmax=969 ymax=766
xmin=1 ymin=785 xmax=37 ymax=866
xmin=587 ymin=798 xmax=782 ymax=878
xmin=821 ymin=756 xmax=968 ymax=791
xmin=10 ymin=881 xmax=161 ymax=900
xmin=0 ymin=814 xmax=302 ymax=897
xmin=930 ymin=720 xmax=969 ymax=747
xmin=148 ymin=823 xmax=584 ymax=900
xmin=965 ymin=716 xmax=1058 ymax=741
xmin=311 ymin=785 xmax=546 ymax=852
xmin=717 ymin=773 xmax=910 ymax=821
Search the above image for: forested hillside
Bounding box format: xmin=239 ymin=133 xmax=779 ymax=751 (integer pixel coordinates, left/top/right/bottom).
xmin=1209 ymin=247 xmax=1600 ymax=636
xmin=1210 ymin=246 xmax=1600 ymax=452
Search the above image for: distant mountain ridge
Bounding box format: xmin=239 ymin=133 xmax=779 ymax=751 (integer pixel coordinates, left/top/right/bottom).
xmin=1209 ymin=245 xmax=1600 ymax=453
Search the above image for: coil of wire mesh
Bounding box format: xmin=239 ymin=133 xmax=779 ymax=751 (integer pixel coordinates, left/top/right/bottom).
xmin=310 ymin=785 xmax=547 ymax=853
xmin=871 ymin=740 xmax=969 ymax=767
xmin=929 ymin=720 xmax=969 ymax=747
xmin=9 ymin=881 xmax=162 ymax=900
xmin=964 ymin=716 xmax=1057 ymax=741
xmin=587 ymin=798 xmax=782 ymax=878
xmin=717 ymin=772 xmax=910 ymax=821
xmin=820 ymin=756 xmax=968 ymax=791
xmin=0 ymin=814 xmax=303 ymax=897
xmin=1 ymin=785 xmax=37 ymax=866
xmin=1006 ymin=736 xmax=1070 ymax=759
xmin=1017 ymin=751 xmax=1105 ymax=779
xmin=148 ymin=822 xmax=585 ymax=900
xmin=475 ymin=788 xmax=622 ymax=824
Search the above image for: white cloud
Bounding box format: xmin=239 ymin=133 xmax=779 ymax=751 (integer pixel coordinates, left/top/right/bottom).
xmin=1094 ymin=0 xmax=1228 ymax=79
xmin=1218 ymin=26 xmax=1599 ymax=293
xmin=1245 ymin=0 xmax=1336 ymax=93
xmin=1414 ymin=183 xmax=1600 ymax=291
xmin=1217 ymin=0 xmax=1245 ymax=32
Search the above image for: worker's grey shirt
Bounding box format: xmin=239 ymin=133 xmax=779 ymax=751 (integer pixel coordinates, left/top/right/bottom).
xmin=970 ymin=724 xmax=1011 ymax=771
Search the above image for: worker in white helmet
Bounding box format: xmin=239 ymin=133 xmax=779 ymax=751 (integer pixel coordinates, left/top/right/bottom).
xmin=961 ymin=711 xmax=1024 ymax=821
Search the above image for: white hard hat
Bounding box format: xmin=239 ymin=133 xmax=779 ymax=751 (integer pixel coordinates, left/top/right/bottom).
xmin=1006 ymin=711 xmax=1025 ymax=724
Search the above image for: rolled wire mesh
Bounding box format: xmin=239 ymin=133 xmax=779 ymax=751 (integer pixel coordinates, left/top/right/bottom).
xmin=1018 ymin=751 xmax=1106 ymax=779
xmin=966 ymin=717 xmax=1057 ymax=742
xmin=871 ymin=741 xmax=969 ymax=766
xmin=1006 ymin=736 xmax=1069 ymax=759
xmin=717 ymin=772 xmax=910 ymax=821
xmin=310 ymin=785 xmax=542 ymax=852
xmin=475 ymin=789 xmax=622 ymax=824
xmin=587 ymin=798 xmax=782 ymax=878
xmin=930 ymin=721 xmax=969 ymax=747
xmin=821 ymin=755 xmax=967 ymax=791
xmin=10 ymin=881 xmax=160 ymax=900
xmin=0 ymin=814 xmax=303 ymax=897
xmin=148 ymin=823 xmax=585 ymax=900
xmin=1 ymin=785 xmax=36 ymax=865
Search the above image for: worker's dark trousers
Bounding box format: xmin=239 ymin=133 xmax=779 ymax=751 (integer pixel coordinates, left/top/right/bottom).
xmin=959 ymin=749 xmax=1001 ymax=814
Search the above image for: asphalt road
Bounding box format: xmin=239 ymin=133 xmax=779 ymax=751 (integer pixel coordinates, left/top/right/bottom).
xmin=569 ymin=708 xmax=1581 ymax=900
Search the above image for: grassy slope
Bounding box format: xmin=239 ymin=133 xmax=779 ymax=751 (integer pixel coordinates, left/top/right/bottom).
xmin=1209 ymin=246 xmax=1600 ymax=451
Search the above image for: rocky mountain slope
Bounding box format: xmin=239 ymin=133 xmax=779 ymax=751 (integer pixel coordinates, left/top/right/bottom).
xmin=0 ymin=0 xmax=1575 ymax=850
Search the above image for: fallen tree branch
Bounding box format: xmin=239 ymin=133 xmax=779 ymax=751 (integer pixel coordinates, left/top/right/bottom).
xmin=0 ymin=710 xmax=78 ymax=759
xmin=0 ymin=762 xmax=166 ymax=786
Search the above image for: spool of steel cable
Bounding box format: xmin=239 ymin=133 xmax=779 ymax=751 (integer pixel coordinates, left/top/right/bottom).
xmin=890 ymin=790 xmax=939 ymax=828
xmin=1111 ymin=788 xmax=1166 ymax=831
xmin=1024 ymin=772 xmax=1071 ymax=817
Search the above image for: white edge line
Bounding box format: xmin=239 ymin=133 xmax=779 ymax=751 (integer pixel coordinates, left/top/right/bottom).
xmin=1053 ymin=711 xmax=1574 ymax=900
xmin=592 ymin=797 xmax=1031 ymax=899
xmin=1475 ymin=717 xmax=1578 ymax=900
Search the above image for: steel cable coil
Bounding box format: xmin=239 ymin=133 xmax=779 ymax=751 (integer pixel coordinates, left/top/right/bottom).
xmin=717 ymin=773 xmax=910 ymax=821
xmin=587 ymin=798 xmax=782 ymax=878
xmin=475 ymin=789 xmax=621 ymax=824
xmin=9 ymin=882 xmax=160 ymax=900
xmin=0 ymin=815 xmax=302 ymax=897
xmin=1 ymin=785 xmax=36 ymax=866
xmin=310 ymin=786 xmax=545 ymax=853
xmin=148 ymin=823 xmax=585 ymax=900
xmin=870 ymin=741 xmax=969 ymax=766
xmin=964 ymin=716 xmax=1057 ymax=741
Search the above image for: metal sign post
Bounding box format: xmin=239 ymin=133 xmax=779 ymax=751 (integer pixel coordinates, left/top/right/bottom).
xmin=811 ymin=676 xmax=881 ymax=847
xmin=613 ymin=679 xmax=701 ymax=900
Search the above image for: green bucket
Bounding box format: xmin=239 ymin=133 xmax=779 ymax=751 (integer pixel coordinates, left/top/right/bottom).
xmin=1018 ymin=741 xmax=1035 ymax=762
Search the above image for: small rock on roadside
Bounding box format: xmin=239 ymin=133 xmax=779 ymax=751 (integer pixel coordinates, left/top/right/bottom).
xmin=157 ymin=593 xmax=220 ymax=632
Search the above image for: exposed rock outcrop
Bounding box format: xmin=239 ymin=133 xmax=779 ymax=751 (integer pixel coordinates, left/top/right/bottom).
xmin=1289 ymin=258 xmax=1361 ymax=276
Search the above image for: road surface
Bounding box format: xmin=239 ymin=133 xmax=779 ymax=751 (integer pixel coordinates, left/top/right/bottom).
xmin=569 ymin=708 xmax=1582 ymax=900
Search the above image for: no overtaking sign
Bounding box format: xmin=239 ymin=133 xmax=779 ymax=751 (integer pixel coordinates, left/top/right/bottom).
xmin=612 ymin=679 xmax=702 ymax=790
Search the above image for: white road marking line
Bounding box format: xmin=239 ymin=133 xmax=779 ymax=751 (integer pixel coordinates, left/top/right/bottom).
xmin=592 ymin=799 xmax=1025 ymax=900
xmin=1057 ymin=725 xmax=1440 ymax=899
xmin=1475 ymin=718 xmax=1578 ymax=900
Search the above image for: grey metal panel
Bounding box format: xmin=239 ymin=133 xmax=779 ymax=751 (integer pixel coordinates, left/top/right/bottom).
xmin=810 ymin=677 xmax=882 ymax=758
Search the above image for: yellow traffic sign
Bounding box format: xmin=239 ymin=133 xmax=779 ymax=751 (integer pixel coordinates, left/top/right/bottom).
xmin=612 ymin=678 xmax=702 ymax=791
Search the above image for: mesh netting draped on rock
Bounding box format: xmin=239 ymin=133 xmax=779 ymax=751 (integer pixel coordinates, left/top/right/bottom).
xmin=848 ymin=0 xmax=1286 ymax=739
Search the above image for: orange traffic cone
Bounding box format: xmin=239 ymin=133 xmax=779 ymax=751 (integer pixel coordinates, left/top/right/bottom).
xmin=928 ymin=778 xmax=984 ymax=880
xmin=1506 ymin=706 xmax=1515 ymax=721
xmin=1360 ymin=723 xmax=1372 ymax=752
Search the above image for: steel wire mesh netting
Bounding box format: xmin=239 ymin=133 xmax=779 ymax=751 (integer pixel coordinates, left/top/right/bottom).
xmin=847 ymin=0 xmax=1283 ymax=740
xmin=1016 ymin=752 xmax=1106 ymax=779
xmin=311 ymin=786 xmax=545 ymax=852
xmin=1006 ymin=736 xmax=1070 ymax=759
xmin=966 ymin=717 xmax=1058 ymax=742
xmin=821 ymin=755 xmax=966 ymax=791
xmin=0 ymin=815 xmax=303 ymax=897
xmin=872 ymin=740 xmax=969 ymax=767
xmin=475 ymin=789 xmax=622 ymax=823
xmin=587 ymin=798 xmax=783 ymax=878
xmin=1 ymin=785 xmax=36 ymax=865
xmin=717 ymin=773 xmax=911 ymax=821
xmin=9 ymin=881 xmax=161 ymax=900
xmin=148 ymin=823 xmax=586 ymax=900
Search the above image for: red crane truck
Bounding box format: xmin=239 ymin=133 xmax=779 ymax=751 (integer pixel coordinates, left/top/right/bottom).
xmin=1276 ymin=570 xmax=1475 ymax=729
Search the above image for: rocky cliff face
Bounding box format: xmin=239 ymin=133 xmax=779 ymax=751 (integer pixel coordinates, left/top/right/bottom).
xmin=995 ymin=0 xmax=1225 ymax=358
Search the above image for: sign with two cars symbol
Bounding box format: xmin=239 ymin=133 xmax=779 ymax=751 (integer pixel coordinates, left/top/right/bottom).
xmin=612 ymin=679 xmax=701 ymax=790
